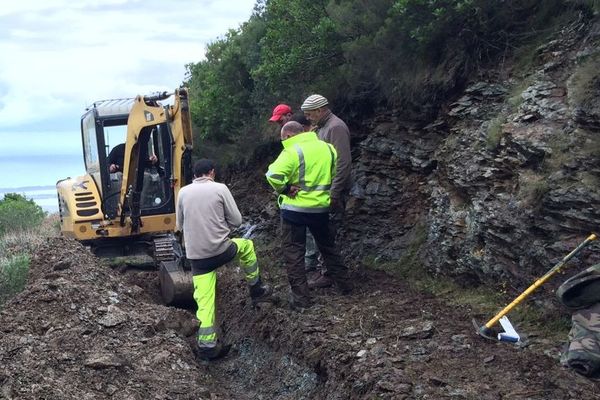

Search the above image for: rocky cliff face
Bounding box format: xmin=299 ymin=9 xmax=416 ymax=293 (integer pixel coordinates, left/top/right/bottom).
xmin=228 ymin=13 xmax=600 ymax=292
xmin=343 ymin=13 xmax=600 ymax=287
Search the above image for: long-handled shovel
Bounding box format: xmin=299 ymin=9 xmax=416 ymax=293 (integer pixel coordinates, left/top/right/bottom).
xmin=474 ymin=233 xmax=597 ymax=341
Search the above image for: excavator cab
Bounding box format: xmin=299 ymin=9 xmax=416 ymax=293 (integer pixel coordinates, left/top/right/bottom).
xmin=57 ymin=89 xmax=195 ymax=304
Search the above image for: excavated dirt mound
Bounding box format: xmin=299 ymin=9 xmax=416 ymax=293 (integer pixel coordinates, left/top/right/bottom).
xmin=0 ymin=237 xmax=217 ymax=400
xmin=1 ymin=236 xmax=600 ymax=399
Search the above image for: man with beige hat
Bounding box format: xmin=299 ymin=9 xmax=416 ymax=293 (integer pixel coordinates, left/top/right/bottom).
xmin=301 ymin=94 xmax=352 ymax=288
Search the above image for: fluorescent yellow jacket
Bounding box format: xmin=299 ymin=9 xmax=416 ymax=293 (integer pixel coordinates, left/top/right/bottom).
xmin=266 ymin=131 xmax=337 ymax=213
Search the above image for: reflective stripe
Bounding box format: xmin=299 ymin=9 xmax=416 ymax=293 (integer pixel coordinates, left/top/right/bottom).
xmin=280 ymin=204 xmax=329 ymax=213
xmin=242 ymin=261 xmax=258 ymax=275
xmin=266 ymin=172 xmax=285 ymax=181
xmin=197 ymin=326 xmax=215 ymax=336
xmin=197 ymin=339 xmax=217 ymax=348
xmin=246 ymin=275 xmax=259 ymax=285
xmin=304 ymin=184 xmax=331 ymax=192
xmin=294 ymin=144 xmax=305 ymax=186
xmin=293 ymin=144 xmax=332 ymax=192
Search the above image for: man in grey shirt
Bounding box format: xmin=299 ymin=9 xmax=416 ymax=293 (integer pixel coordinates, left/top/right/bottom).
xmin=176 ymin=159 xmax=271 ymax=361
xmin=301 ymin=94 xmax=352 ymax=288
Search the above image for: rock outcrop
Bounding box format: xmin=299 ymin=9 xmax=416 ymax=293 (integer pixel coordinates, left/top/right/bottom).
xmin=342 ymin=13 xmax=600 ymax=288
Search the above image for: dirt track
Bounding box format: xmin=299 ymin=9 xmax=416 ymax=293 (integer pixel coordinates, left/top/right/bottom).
xmin=0 ymin=236 xmax=599 ymax=399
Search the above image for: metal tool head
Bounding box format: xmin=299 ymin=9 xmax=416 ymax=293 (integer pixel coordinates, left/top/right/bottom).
xmin=472 ymin=318 xmax=497 ymax=341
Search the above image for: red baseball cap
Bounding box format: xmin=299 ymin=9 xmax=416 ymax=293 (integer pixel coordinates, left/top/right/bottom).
xmin=269 ymin=104 xmax=292 ymax=122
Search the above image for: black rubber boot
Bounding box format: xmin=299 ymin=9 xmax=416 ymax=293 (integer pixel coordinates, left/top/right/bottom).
xmin=249 ymin=278 xmax=273 ymax=304
xmin=196 ymin=342 xmax=231 ymax=361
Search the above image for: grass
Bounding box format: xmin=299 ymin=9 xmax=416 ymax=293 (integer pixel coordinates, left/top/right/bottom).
xmin=542 ymin=134 xmax=571 ymax=172
xmin=486 ymin=116 xmax=505 ymax=150
xmin=517 ymin=171 xmax=550 ymax=206
xmin=506 ymin=79 xmax=531 ymax=112
xmin=0 ymin=214 xmax=60 ymax=308
xmin=568 ymin=53 xmax=600 ymax=107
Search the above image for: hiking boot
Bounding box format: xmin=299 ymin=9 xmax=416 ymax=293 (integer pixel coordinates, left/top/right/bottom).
xmin=249 ymin=279 xmax=273 ymax=304
xmin=288 ymin=292 xmax=313 ymax=310
xmin=196 ymin=342 xmax=231 ymax=361
xmin=307 ymin=272 xmax=333 ymax=289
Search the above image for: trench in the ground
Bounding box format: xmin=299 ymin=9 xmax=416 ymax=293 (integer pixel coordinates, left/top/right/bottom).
xmin=118 ymin=260 xmax=323 ymax=400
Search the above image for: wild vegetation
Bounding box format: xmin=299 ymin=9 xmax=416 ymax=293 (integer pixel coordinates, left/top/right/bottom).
xmin=0 ymin=193 xmax=55 ymax=307
xmin=185 ymin=0 xmax=598 ymax=165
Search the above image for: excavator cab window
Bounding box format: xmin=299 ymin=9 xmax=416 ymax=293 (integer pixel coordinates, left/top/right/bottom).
xmin=81 ymin=112 xmax=101 ymax=186
xmin=138 ymin=124 xmax=172 ymax=213
xmin=81 ymin=111 xmax=175 ymax=220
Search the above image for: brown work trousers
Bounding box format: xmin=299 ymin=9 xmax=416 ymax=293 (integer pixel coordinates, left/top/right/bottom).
xmin=305 ymin=191 xmax=347 ymax=271
xmin=281 ymin=215 xmax=349 ymax=300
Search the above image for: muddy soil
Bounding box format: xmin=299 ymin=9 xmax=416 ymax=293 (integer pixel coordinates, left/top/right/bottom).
xmin=1 ymin=237 xmax=599 ymax=399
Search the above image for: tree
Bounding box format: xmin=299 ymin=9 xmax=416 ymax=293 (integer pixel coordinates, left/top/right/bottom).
xmin=252 ymin=0 xmax=344 ymax=103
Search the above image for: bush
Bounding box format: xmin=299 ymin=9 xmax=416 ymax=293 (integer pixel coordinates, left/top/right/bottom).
xmin=0 ymin=230 xmax=47 ymax=259
xmin=0 ymin=255 xmax=30 ymax=307
xmin=0 ymin=193 xmax=46 ymax=236
xmin=184 ymin=0 xmax=580 ymax=165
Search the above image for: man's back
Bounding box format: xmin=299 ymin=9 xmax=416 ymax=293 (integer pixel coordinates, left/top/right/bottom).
xmin=177 ymin=177 xmax=242 ymax=259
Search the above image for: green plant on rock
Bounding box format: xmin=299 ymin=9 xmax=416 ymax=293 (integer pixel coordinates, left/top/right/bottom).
xmin=363 ymin=222 xmax=428 ymax=280
xmin=568 ymin=52 xmax=600 ymax=109
xmin=507 ymin=79 xmax=531 ymax=112
xmin=542 ymin=134 xmax=572 ymax=172
xmin=486 ymin=116 xmax=505 ymax=150
xmin=517 ymin=171 xmax=549 ymax=206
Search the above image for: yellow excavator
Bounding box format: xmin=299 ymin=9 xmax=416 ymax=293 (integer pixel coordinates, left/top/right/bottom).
xmin=56 ymin=88 xmax=194 ymax=305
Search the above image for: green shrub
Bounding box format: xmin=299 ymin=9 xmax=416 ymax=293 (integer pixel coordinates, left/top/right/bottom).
xmin=0 ymin=193 xmax=46 ymax=236
xmin=184 ymin=0 xmax=581 ymax=164
xmin=518 ymin=171 xmax=549 ymax=206
xmin=0 ymin=255 xmax=30 ymax=307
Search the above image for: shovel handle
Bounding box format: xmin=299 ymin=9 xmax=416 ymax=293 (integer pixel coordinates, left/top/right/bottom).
xmin=484 ymin=233 xmax=597 ymax=329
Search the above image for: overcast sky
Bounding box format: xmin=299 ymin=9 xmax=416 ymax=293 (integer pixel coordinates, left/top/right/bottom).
xmin=0 ymin=0 xmax=256 ymax=188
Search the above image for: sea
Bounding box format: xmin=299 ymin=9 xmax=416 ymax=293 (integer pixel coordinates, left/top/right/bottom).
xmin=0 ymin=186 xmax=60 ymax=214
xmin=0 ymin=154 xmax=84 ymax=214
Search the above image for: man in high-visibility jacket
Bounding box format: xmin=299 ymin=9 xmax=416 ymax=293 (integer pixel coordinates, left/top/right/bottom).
xmin=177 ymin=159 xmax=272 ymax=360
xmin=266 ymin=121 xmax=352 ymax=308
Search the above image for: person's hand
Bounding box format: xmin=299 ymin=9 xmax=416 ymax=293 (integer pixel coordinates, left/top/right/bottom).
xmin=149 ymin=154 xmax=158 ymax=164
xmin=109 ymin=164 xmax=119 ymax=173
xmin=287 ymin=185 xmax=300 ymax=198
xmin=174 ymin=230 xmax=183 ymax=243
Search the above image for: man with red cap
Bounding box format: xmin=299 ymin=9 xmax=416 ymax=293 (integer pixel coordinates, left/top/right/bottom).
xmin=269 ymin=104 xmax=293 ymax=126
